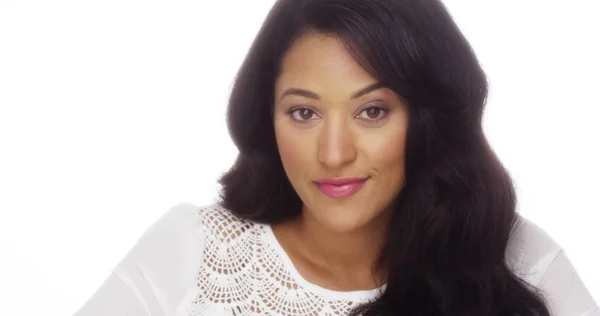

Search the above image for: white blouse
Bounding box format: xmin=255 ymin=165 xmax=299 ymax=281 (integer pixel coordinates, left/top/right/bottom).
xmin=73 ymin=203 xmax=599 ymax=316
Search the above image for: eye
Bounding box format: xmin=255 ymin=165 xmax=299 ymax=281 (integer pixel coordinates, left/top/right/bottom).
xmin=290 ymin=108 xmax=320 ymax=122
xmin=356 ymin=106 xmax=389 ymax=122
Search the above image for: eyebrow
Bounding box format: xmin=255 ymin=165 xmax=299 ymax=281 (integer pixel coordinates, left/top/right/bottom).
xmin=279 ymin=82 xmax=386 ymax=101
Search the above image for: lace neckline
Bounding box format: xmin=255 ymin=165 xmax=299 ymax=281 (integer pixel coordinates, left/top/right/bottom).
xmin=262 ymin=223 xmax=387 ymax=301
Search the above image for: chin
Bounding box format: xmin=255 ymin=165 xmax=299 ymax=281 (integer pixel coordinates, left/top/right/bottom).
xmin=308 ymin=202 xmax=377 ymax=234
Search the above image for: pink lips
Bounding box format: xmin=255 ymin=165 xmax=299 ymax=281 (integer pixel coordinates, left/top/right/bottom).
xmin=314 ymin=177 xmax=369 ymax=198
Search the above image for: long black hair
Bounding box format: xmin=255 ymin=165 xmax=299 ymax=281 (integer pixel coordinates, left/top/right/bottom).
xmin=218 ymin=0 xmax=550 ymax=315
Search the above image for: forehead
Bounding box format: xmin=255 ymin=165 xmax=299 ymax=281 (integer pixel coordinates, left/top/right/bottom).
xmin=275 ymin=32 xmax=377 ymax=93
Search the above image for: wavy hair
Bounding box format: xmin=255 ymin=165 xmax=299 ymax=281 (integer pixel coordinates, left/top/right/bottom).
xmin=218 ymin=0 xmax=550 ymax=315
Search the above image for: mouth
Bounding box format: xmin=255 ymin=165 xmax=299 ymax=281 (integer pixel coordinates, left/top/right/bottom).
xmin=313 ymin=177 xmax=370 ymax=198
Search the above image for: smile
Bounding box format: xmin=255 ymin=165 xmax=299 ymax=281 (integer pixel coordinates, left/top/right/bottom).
xmin=314 ymin=177 xmax=369 ymax=198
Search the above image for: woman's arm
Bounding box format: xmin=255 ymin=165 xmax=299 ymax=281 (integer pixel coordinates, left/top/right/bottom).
xmin=72 ymin=203 xmax=205 ymax=316
xmin=73 ymin=271 xmax=153 ymax=316
xmin=538 ymin=249 xmax=599 ymax=316
xmin=508 ymin=215 xmax=598 ymax=315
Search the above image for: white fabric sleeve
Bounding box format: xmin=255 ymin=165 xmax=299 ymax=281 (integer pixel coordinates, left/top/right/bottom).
xmin=538 ymin=249 xmax=599 ymax=316
xmin=73 ymin=203 xmax=205 ymax=316
xmin=72 ymin=272 xmax=150 ymax=316
xmin=507 ymin=215 xmax=599 ymax=316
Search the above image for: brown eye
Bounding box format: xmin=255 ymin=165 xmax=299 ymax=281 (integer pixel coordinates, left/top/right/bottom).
xmin=299 ymin=109 xmax=313 ymax=120
xmin=356 ymin=106 xmax=389 ymax=122
xmin=290 ymin=108 xmax=319 ymax=122
xmin=366 ymin=107 xmax=381 ymax=119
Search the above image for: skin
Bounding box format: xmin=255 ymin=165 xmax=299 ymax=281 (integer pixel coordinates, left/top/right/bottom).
xmin=271 ymin=31 xmax=410 ymax=291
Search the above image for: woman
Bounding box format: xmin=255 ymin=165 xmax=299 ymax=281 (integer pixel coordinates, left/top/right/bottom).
xmin=74 ymin=0 xmax=598 ymax=315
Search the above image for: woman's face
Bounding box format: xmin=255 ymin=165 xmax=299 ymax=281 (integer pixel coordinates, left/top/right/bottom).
xmin=274 ymin=32 xmax=409 ymax=233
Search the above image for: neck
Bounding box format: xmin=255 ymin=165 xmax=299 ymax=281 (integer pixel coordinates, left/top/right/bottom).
xmin=294 ymin=205 xmax=391 ymax=283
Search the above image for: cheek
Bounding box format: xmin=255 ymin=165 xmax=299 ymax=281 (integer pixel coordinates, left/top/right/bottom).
xmin=274 ymin=121 xmax=313 ymax=178
xmin=364 ymin=126 xmax=407 ymax=180
xmin=383 ymin=131 xmax=407 ymax=165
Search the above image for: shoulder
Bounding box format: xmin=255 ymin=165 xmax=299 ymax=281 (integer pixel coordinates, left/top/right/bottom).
xmin=115 ymin=202 xmax=263 ymax=268
xmin=112 ymin=202 xmax=257 ymax=311
xmin=137 ymin=202 xmax=255 ymax=244
xmin=122 ymin=202 xmax=255 ymax=259
xmin=112 ymin=202 xmax=211 ymax=280
xmin=195 ymin=203 xmax=260 ymax=244
xmin=507 ymin=214 xmax=599 ymax=315
xmin=506 ymin=213 xmax=563 ymax=286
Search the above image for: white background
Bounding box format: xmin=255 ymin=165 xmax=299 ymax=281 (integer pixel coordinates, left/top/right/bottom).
xmin=0 ymin=1 xmax=598 ymax=315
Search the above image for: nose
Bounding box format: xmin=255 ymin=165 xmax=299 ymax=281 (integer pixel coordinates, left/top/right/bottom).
xmin=317 ymin=117 xmax=357 ymax=169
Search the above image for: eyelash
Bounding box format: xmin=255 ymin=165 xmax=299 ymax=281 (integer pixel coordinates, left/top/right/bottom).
xmin=288 ymin=105 xmax=390 ymax=124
